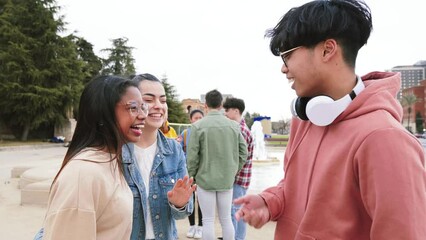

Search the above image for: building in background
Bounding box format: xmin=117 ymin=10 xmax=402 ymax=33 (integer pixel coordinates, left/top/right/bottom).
xmin=401 ymin=85 xmax=425 ymax=133
xmin=181 ymin=94 xmax=233 ymax=114
xmin=181 ymin=98 xmax=205 ymax=114
xmin=253 ymin=116 xmax=272 ymax=138
xmin=391 ymin=60 xmax=426 ymax=99
xmin=393 ymin=60 xmax=426 ymax=133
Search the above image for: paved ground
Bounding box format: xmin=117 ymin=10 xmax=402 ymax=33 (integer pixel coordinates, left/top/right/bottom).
xmin=0 ymin=144 xmax=281 ymax=239
xmin=2 ymin=139 xmax=425 ymax=239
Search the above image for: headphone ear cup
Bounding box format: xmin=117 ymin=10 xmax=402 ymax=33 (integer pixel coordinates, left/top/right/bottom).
xmin=291 ymin=78 xmax=364 ymax=126
xmin=306 ymin=95 xmax=336 ymax=126
xmin=293 ymin=97 xmax=311 ymax=121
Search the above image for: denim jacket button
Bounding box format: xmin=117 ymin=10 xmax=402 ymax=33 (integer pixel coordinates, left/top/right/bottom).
xmin=155 ymin=214 xmax=160 ymax=219
xmin=159 ymin=233 xmax=163 ymax=238
xmin=153 ymin=194 xmax=157 ymax=199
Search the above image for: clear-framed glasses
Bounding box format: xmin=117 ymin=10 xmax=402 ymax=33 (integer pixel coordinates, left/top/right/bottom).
xmin=279 ymin=46 xmax=301 ymax=67
xmin=125 ymin=101 xmax=149 ymax=116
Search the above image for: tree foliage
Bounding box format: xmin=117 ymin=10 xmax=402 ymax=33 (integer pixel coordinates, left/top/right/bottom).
xmin=415 ymin=111 xmax=424 ymax=134
xmin=161 ymin=75 xmax=188 ymax=124
xmin=71 ymin=36 xmax=102 ymax=84
xmin=68 ymin=35 xmax=103 ymax=118
xmin=101 ymin=37 xmax=136 ymax=77
xmin=401 ymin=93 xmax=418 ymax=133
xmin=272 ymin=118 xmax=291 ymax=134
xmin=0 ymin=0 xmax=85 ymax=140
xmin=244 ymin=112 xmax=260 ymax=129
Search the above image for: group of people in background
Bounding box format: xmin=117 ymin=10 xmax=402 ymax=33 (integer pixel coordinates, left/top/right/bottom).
xmin=163 ymin=90 xmax=255 ymax=240
xmin=35 ymin=0 xmax=426 ymax=239
xmin=186 ymin=90 xmax=249 ymax=240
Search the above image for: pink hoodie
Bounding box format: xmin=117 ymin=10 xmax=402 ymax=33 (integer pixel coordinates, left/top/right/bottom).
xmin=261 ymin=72 xmax=426 ymax=239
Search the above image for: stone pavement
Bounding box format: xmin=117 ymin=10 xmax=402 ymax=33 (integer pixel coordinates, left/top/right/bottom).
xmin=0 ymin=144 xmax=282 ymax=239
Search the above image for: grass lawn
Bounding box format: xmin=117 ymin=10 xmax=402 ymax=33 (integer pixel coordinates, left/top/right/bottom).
xmin=271 ymin=134 xmax=289 ymax=139
xmin=265 ymin=134 xmax=288 ymax=147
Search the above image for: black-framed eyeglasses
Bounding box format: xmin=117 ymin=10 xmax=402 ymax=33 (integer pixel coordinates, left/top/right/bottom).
xmin=124 ymin=101 xmax=149 ymax=116
xmin=279 ymin=46 xmax=301 ymax=67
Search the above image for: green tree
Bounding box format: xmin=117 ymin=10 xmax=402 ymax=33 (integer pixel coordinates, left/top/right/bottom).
xmin=244 ymin=112 xmax=260 ymax=129
xmin=72 ymin=36 xmax=102 ymax=84
xmin=161 ymin=74 xmax=188 ymax=123
xmin=401 ymin=93 xmax=418 ymax=133
xmin=101 ymin=37 xmax=136 ymax=76
xmin=274 ymin=118 xmax=291 ymax=134
xmin=0 ymin=0 xmax=85 ymax=141
xmin=68 ymin=35 xmax=102 ymax=118
xmin=415 ymin=111 xmax=424 ymax=134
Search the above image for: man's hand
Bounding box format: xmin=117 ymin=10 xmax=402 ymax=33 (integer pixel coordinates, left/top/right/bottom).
xmin=234 ymin=194 xmax=270 ymax=229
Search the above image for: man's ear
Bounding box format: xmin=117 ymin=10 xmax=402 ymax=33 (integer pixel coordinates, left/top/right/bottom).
xmin=322 ymin=39 xmax=338 ymax=60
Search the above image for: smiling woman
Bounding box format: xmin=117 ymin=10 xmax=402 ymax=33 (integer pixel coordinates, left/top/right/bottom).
xmin=121 ymin=73 xmax=195 ymax=240
xmin=35 ymin=76 xmax=146 ymax=240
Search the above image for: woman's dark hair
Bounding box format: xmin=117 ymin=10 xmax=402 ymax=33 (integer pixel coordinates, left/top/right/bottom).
xmin=266 ymin=0 xmax=372 ymax=67
xmin=189 ymin=109 xmax=204 ymax=119
xmin=52 ymin=75 xmax=138 ymax=185
xmin=132 ymin=73 xmax=161 ymax=85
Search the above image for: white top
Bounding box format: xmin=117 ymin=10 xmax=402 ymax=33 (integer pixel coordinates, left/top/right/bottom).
xmin=134 ymin=142 xmax=157 ymax=239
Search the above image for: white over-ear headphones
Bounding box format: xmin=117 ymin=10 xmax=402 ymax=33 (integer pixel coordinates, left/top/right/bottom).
xmin=290 ymin=76 xmax=365 ymax=126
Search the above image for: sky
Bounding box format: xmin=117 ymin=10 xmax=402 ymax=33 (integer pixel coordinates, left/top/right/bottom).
xmin=56 ymin=0 xmax=426 ymax=121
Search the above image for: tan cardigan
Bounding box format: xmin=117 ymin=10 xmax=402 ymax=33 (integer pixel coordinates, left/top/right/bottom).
xmin=43 ymin=148 xmax=133 ymax=240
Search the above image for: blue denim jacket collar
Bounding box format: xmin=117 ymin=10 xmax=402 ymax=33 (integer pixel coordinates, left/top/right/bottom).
xmin=123 ymin=130 xmax=173 ymax=164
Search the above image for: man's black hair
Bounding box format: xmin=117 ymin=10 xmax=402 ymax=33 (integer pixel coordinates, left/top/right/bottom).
xmin=223 ymin=97 xmax=245 ymax=115
xmin=266 ymin=0 xmax=372 ymax=67
xmin=205 ymin=89 xmax=223 ymax=108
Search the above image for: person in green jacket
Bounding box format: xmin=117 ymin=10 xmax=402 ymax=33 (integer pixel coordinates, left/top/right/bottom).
xmin=187 ymin=89 xmax=247 ymax=240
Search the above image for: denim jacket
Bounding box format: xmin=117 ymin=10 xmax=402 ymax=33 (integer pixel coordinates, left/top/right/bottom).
xmin=122 ymin=131 xmax=193 ymax=240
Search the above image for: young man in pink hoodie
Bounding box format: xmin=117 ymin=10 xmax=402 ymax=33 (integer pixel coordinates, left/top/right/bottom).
xmin=234 ymin=0 xmax=426 ymax=239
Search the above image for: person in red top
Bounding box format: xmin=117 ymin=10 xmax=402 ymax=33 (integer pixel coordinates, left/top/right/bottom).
xmin=223 ymin=97 xmax=254 ymax=240
xmin=234 ymin=0 xmax=426 ymax=239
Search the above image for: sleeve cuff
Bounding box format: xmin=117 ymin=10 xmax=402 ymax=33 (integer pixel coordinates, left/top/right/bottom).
xmin=169 ymin=202 xmax=188 ymax=212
